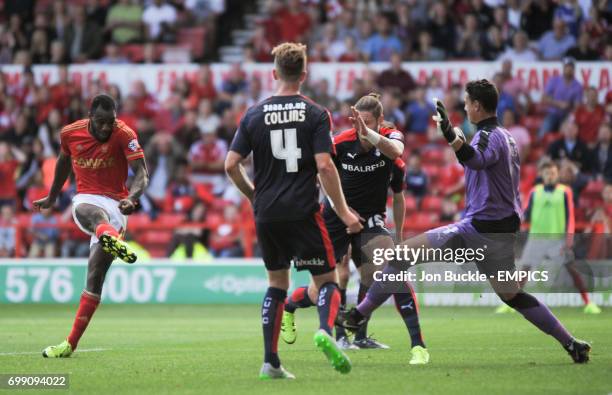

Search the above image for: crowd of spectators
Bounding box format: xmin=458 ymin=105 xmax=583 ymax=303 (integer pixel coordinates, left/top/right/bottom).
xmin=0 ymin=54 xmax=610 ymax=258
xmin=1 ymin=0 xmax=610 ymax=66
xmin=251 ymin=0 xmax=611 ymax=63
xmin=0 ymin=0 xmax=610 ymax=259
xmin=0 ymin=0 xmax=227 ymax=65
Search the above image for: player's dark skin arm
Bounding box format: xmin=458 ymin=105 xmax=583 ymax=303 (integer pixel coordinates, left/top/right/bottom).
xmin=225 ymin=151 xmax=254 ymax=201
xmin=32 ymin=151 xmax=72 ymax=210
xmin=119 ymin=158 xmax=149 ymax=215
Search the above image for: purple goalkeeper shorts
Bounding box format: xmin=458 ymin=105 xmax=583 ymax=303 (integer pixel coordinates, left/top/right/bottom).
xmin=425 ymin=218 xmax=517 ymax=276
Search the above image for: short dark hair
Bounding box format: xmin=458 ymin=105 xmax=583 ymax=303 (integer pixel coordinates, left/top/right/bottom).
xmin=90 ymin=94 xmax=116 ymax=114
xmin=465 ymin=79 xmax=498 ymax=114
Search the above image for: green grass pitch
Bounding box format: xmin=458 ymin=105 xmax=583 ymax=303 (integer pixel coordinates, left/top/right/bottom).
xmin=1 ymin=305 xmax=610 ymax=395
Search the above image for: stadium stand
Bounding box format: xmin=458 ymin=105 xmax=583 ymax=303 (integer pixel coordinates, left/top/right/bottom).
xmin=0 ymin=0 xmax=610 ymax=258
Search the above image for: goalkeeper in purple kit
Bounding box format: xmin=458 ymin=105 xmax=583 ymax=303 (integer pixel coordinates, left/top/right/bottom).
xmin=337 ymin=79 xmax=591 ymax=364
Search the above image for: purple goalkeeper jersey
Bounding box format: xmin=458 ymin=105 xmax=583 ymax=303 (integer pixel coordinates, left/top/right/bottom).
xmin=461 ymin=117 xmax=523 ymax=221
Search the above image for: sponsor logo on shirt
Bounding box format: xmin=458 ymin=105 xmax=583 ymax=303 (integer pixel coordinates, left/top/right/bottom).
xmin=341 ymin=160 xmax=386 ymax=173
xmin=73 ymin=157 xmax=115 ymax=169
xmin=291 ymin=257 xmax=326 ymax=267
xmin=128 ymin=139 xmax=140 ymax=152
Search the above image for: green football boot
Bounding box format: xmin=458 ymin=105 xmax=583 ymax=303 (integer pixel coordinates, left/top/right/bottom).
xmin=281 ymin=311 xmax=297 ymax=344
xmin=42 ymin=340 xmax=73 ymax=358
xmin=409 ymin=345 xmax=430 ymax=365
xmin=314 ymin=330 xmax=352 ymax=374
xmin=583 ymin=302 xmax=602 ymax=314
xmin=100 ymin=233 xmax=137 ymax=263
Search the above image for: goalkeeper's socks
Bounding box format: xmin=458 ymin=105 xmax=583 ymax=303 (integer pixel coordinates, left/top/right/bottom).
xmin=357 ymin=265 xmax=400 ymax=316
xmin=504 ymin=292 xmax=572 ymax=346
xmin=317 ymin=282 xmax=341 ymax=335
xmin=393 ymin=290 xmax=426 ymax=348
xmin=262 ymin=287 xmax=286 ymax=369
xmin=95 ymin=222 xmax=119 ymax=239
xmin=355 ymin=283 xmax=370 ymax=341
xmin=335 ymin=288 xmax=347 ymax=339
xmin=67 ymin=290 xmax=100 ymax=350
xmin=285 ymin=286 xmax=314 ymax=314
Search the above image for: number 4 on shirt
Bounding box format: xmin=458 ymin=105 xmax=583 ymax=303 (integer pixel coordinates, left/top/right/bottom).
xmin=271 ymin=128 xmax=302 ymax=173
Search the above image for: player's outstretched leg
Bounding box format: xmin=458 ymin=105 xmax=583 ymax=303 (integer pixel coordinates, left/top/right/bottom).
xmin=313 ymin=281 xmax=351 ymax=374
xmin=500 ymin=291 xmax=591 ymax=363
xmin=260 ymin=286 xmax=295 ymax=379
xmin=43 ymin=242 xmax=113 ymax=358
xmin=393 ymin=290 xmax=429 ymax=365
xmin=43 ymin=291 xmax=100 ymax=358
xmin=281 ymin=286 xmax=315 ymax=344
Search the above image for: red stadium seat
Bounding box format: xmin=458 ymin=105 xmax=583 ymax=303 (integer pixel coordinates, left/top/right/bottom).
xmin=404 ymin=195 xmax=417 ymax=213
xmin=526 ymin=147 xmax=545 ymax=164
xmin=583 ymin=180 xmax=605 ymax=200
xmin=522 ymin=116 xmax=543 ymax=135
xmin=421 ymin=149 xmax=444 ymax=165
xmin=141 ymin=230 xmax=173 ymax=245
xmin=520 ymin=180 xmax=534 ymax=196
xmin=128 ymin=214 xmax=151 ymax=230
xmin=404 ymin=212 xmax=439 ymax=232
xmin=521 ymin=164 xmax=538 ymax=186
xmin=421 ymin=196 xmax=443 ymax=212
xmin=121 ymin=44 xmax=145 ymax=63
xmin=177 ymin=27 xmax=207 ymax=59
xmin=422 ymin=164 xmax=441 ymax=182
xmin=157 ymin=213 xmax=186 ymax=227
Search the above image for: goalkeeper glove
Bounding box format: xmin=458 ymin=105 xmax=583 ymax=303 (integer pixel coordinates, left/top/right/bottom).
xmin=432 ymin=98 xmax=465 ymax=145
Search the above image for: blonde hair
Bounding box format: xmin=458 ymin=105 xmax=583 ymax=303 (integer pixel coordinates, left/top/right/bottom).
xmin=355 ymin=92 xmax=383 ymax=119
xmin=271 ymin=42 xmax=307 ymax=82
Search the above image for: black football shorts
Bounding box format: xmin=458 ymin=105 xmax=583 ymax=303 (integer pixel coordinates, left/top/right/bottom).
xmin=256 ymin=211 xmax=336 ymax=276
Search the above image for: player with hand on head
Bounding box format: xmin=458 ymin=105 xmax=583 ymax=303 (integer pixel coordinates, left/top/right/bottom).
xmin=225 ymin=42 xmax=362 ymax=380
xmin=36 ymin=94 xmax=149 ymax=358
xmin=281 ymin=94 xmax=429 ymax=365
xmin=337 ymin=80 xmax=591 ymax=364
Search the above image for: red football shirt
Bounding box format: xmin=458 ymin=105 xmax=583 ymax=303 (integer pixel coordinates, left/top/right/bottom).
xmin=60 ymin=119 xmax=145 ymax=201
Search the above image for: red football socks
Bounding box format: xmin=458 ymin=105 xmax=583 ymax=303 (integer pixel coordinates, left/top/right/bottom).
xmin=95 ymin=222 xmax=119 ymax=239
xmin=67 ymin=291 xmax=101 ymax=350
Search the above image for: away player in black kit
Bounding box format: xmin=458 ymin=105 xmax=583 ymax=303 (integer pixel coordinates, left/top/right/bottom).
xmin=281 ymin=94 xmax=429 ymax=364
xmin=225 ymin=43 xmax=362 ymax=380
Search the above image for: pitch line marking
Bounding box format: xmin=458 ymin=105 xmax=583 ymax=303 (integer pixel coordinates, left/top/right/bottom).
xmin=0 ymin=348 xmax=110 ymax=356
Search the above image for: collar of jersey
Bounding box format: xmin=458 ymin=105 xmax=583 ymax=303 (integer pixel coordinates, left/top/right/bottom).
xmin=476 ymin=116 xmax=499 ymax=130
